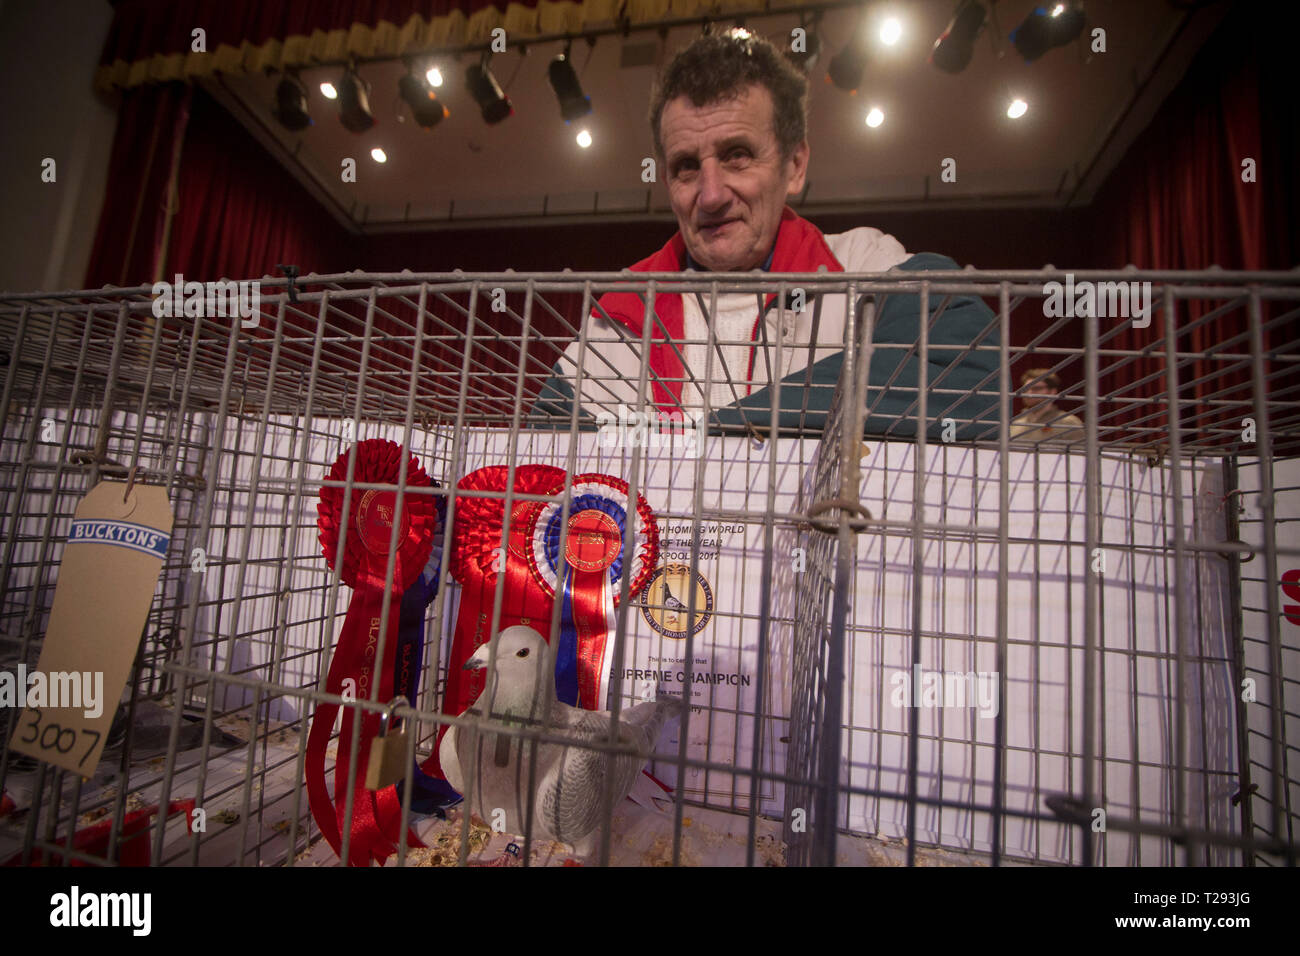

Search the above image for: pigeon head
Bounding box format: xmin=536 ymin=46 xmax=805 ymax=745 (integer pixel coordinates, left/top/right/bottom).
xmin=464 ymin=625 xmax=553 ymax=715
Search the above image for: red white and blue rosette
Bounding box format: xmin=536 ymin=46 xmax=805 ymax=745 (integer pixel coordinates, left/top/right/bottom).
xmin=525 ymin=473 xmax=658 ymax=710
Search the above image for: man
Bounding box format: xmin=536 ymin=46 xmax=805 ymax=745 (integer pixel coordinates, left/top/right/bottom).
xmin=1010 ymin=368 xmax=1084 ymax=443
xmin=533 ymin=30 xmax=998 ymax=440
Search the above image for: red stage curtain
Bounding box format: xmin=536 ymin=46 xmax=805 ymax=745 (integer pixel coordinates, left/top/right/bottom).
xmin=85 ymin=85 xmax=351 ymax=288
xmin=83 ymin=82 xmax=192 ymax=289
xmin=1076 ymin=8 xmax=1297 ymax=446
xmin=165 ymin=87 xmax=350 ymax=283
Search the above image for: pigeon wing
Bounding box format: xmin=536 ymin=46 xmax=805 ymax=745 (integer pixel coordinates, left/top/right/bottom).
xmin=438 ymin=723 xmax=464 ymax=795
xmin=538 ymin=698 xmax=678 ymax=845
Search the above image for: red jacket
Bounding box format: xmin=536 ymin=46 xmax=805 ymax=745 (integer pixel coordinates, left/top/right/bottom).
xmin=595 ymin=207 xmax=843 ymax=411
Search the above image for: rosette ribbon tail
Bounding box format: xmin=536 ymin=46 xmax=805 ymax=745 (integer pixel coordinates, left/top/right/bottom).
xmin=305 ymin=587 xmax=400 ymax=863
xmin=561 ymin=550 xmax=618 ymax=711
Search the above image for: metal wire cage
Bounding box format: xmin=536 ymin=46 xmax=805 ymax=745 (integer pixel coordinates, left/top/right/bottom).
xmin=0 ymin=266 xmax=1296 ymax=867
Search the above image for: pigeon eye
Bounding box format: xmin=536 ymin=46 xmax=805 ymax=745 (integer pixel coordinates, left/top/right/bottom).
xmin=516 ymin=648 xmax=530 ymax=658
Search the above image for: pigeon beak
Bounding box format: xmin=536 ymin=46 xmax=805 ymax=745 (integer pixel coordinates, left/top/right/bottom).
xmin=463 ymin=656 xmax=487 ymax=671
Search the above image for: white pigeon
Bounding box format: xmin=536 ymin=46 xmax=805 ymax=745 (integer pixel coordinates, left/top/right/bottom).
xmin=439 ymin=625 xmax=681 ymax=858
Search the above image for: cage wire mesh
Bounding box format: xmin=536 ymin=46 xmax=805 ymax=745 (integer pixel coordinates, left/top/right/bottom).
xmin=0 ymin=268 xmax=1297 ymax=867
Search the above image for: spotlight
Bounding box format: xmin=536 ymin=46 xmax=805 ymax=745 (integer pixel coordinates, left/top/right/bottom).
xmin=930 ymin=0 xmax=986 ymax=74
xmin=1010 ymin=2 xmax=1085 ymax=62
xmin=272 ymin=73 xmax=311 ymax=131
xmin=336 ymin=66 xmax=375 ymax=133
xmin=399 ymin=69 xmax=448 ymax=128
xmin=828 ymin=37 xmax=869 ymax=92
xmin=319 ymin=82 xmax=338 ymax=100
xmin=371 ymin=147 xmax=387 ymax=163
xmin=879 ymin=18 xmax=902 ymax=46
xmin=576 ymin=128 xmax=592 ymax=148
xmin=465 ymin=56 xmax=513 ymax=125
xmin=865 ymin=107 xmax=884 ymax=128
xmin=548 ymin=45 xmax=592 ymax=122
xmin=426 ymin=66 xmax=443 ymax=87
xmin=1007 ymin=98 xmax=1028 ymax=119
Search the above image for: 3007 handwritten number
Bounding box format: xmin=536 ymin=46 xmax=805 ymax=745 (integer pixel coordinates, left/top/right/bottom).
xmin=17 ymin=708 xmax=101 ymax=768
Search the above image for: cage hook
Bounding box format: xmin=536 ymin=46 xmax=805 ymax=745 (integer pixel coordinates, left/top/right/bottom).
xmin=276 ymin=264 xmax=300 ymax=303
xmin=1230 ymin=782 xmax=1258 ymax=807
xmin=1220 ymin=539 xmax=1255 ymax=564
xmin=804 ymin=497 xmax=873 ymax=535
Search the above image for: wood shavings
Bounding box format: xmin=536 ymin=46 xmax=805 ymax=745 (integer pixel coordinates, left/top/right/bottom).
xmin=644 ymin=833 xmax=701 ymax=866
xmin=400 ymin=812 xmax=576 ymax=867
xmin=753 ymin=833 xmax=787 ymax=867
xmin=77 ymin=806 xmax=109 ymax=826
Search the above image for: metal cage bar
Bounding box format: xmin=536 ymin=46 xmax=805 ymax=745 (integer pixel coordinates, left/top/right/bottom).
xmin=1 ymin=269 xmax=1297 ymax=868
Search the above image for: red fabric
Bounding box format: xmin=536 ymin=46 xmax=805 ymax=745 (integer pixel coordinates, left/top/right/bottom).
xmin=166 ymin=88 xmax=350 ymax=285
xmin=594 ymin=207 xmax=843 ymax=411
xmin=3 ymin=800 xmax=196 ymax=867
xmin=83 ymin=83 xmax=192 ymax=288
xmin=85 ymin=86 xmax=349 ymax=290
xmin=1082 ymin=9 xmax=1298 ymax=437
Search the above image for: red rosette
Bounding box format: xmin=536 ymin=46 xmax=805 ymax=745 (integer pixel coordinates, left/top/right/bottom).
xmin=448 ymin=463 xmax=567 ymax=587
xmin=433 ymin=464 xmax=566 ymax=772
xmin=317 ymin=439 xmax=437 ymax=592
xmin=307 ymin=438 xmax=437 ymax=866
xmin=523 ymin=472 xmax=659 ymax=710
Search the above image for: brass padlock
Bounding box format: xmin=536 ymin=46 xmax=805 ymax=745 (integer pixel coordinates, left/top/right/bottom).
xmin=365 ymin=696 xmax=410 ymax=791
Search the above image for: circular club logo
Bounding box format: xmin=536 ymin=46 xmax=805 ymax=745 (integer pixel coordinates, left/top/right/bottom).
xmin=357 ymin=489 xmax=408 ymax=554
xmin=640 ymin=564 xmax=714 ymax=639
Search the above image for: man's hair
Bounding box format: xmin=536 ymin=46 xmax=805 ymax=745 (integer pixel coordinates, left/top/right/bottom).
xmin=1021 ymin=368 xmax=1061 ymax=391
xmin=648 ymin=30 xmax=809 ymax=161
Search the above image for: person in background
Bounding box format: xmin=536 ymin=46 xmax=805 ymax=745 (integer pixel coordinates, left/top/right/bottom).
xmin=1011 ymin=368 xmax=1083 ymax=443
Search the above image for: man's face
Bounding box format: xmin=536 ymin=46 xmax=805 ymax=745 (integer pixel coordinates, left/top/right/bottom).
xmin=659 ymin=84 xmax=809 ymax=272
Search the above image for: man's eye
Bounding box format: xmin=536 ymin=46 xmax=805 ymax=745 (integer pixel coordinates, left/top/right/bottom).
xmin=725 ymin=149 xmax=751 ymax=164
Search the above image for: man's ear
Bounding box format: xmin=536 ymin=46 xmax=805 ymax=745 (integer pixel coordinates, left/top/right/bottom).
xmin=785 ymin=140 xmax=810 ymax=196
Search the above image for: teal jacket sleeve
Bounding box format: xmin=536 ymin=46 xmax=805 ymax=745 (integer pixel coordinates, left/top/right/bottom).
xmin=716 ymin=252 xmax=1000 ymax=440
xmin=526 ymin=365 xmax=599 ymax=430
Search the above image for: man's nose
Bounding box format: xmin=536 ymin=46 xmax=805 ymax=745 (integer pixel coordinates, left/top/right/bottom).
xmin=697 ymin=160 xmax=729 ymax=212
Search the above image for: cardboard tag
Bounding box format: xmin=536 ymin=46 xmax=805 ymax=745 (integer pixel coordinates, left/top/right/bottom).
xmin=6 ymin=481 xmax=172 ymax=776
xmin=365 ymin=727 xmax=409 ymax=791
